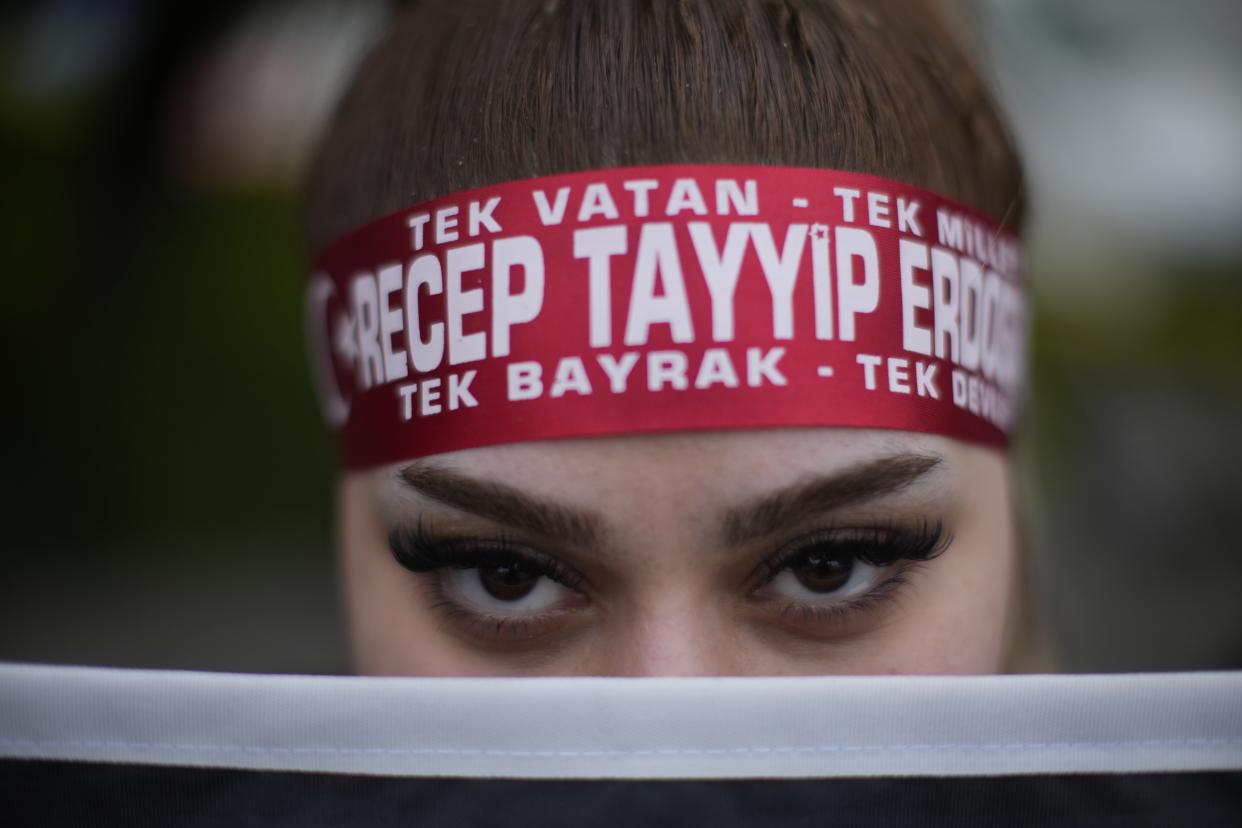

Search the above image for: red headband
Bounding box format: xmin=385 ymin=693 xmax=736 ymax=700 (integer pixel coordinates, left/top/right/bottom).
xmin=307 ymin=165 xmax=1025 ymax=469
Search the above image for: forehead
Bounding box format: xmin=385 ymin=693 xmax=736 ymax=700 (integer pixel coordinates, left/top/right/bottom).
xmin=367 ymin=428 xmax=982 ymax=509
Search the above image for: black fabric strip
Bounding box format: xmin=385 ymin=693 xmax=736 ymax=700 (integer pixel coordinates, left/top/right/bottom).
xmin=3 ymin=759 xmax=1239 ymax=827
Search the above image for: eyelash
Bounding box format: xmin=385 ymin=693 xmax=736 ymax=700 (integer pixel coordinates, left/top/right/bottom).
xmin=389 ymin=521 xmax=584 ymax=588
xmin=386 ymin=518 xmax=950 ymax=641
xmin=759 ymin=519 xmax=949 ymax=574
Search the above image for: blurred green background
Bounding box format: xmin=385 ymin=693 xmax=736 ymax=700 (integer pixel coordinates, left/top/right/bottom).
xmin=1 ymin=0 xmax=1239 ymax=673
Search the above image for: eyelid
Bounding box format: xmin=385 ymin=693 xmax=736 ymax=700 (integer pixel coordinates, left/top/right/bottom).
xmin=387 ymin=524 xmax=588 ymax=592
xmin=749 ymin=519 xmax=949 ymax=583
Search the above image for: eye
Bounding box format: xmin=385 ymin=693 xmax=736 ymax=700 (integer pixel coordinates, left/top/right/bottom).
xmin=750 ymin=521 xmax=950 ymax=629
xmin=763 ymin=544 xmax=886 ymax=603
xmin=443 ymin=556 xmax=577 ymax=614
xmin=386 ymin=526 xmax=589 ymax=640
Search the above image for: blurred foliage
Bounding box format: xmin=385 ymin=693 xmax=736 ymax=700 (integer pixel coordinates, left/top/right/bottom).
xmin=1 ymin=11 xmax=335 ymax=556
xmin=1027 ymin=267 xmax=1242 ymax=486
xmin=2 ymin=182 xmax=336 ymax=554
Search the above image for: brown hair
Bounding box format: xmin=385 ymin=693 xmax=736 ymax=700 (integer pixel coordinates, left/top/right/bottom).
xmin=305 ymin=0 xmax=1024 ymax=251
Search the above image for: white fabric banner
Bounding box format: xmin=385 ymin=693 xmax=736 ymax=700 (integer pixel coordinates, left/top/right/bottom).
xmin=1 ymin=663 xmax=1240 ymax=779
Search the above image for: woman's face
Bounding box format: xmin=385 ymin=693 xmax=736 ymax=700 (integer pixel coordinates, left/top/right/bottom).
xmin=339 ymin=428 xmax=1018 ymax=676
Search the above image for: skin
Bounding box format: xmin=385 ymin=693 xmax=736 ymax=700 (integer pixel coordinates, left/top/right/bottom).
xmin=339 ymin=427 xmax=1018 ymax=676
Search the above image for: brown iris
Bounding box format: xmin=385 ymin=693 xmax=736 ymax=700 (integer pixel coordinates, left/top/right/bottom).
xmin=791 ymin=550 xmax=853 ymax=593
xmin=477 ymin=560 xmax=540 ymax=601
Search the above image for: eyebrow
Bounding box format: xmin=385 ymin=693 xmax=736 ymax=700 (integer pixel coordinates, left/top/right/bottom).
xmin=398 ymin=463 xmax=604 ymax=547
xmin=720 ymin=453 xmax=943 ymax=546
xmin=398 ymin=452 xmax=942 ymax=552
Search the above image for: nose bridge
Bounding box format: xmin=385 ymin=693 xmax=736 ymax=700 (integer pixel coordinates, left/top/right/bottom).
xmin=603 ymin=596 xmax=743 ymax=677
xmin=581 ymin=465 xmax=741 ymax=676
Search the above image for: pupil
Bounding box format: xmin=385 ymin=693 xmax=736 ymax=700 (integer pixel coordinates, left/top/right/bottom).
xmin=478 ymin=560 xmax=539 ymax=602
xmin=792 ymin=551 xmax=853 ymax=593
